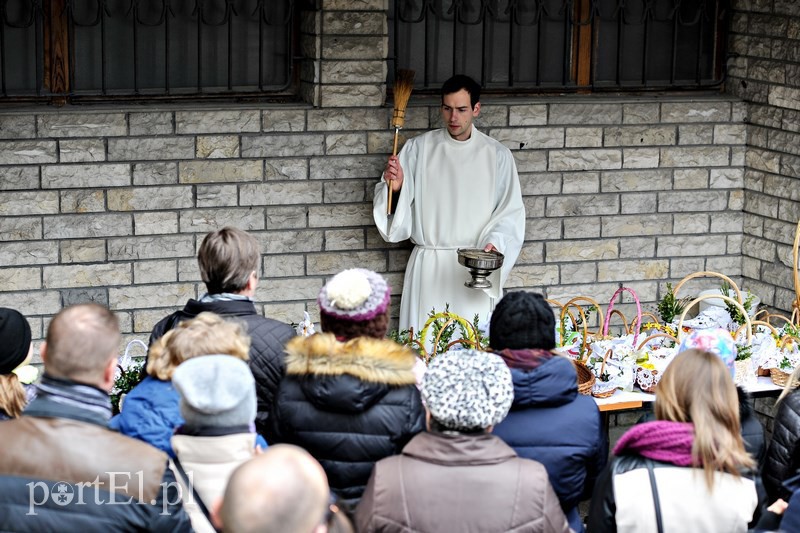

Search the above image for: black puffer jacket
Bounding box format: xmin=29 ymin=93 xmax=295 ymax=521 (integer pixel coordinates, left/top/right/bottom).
xmin=149 ymin=298 xmax=295 ymax=435
xmin=267 ymin=333 xmax=425 ymax=507
xmin=763 ymin=389 xmax=800 ymax=502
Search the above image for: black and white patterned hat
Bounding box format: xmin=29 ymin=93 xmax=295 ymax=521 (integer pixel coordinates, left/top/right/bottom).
xmin=422 ymin=349 xmax=514 ymax=431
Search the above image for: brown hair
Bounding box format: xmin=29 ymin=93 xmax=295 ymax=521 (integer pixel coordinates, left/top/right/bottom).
xmin=655 ymin=349 xmax=755 ymax=489
xmin=0 ymin=373 xmax=26 ymax=418
xmin=146 ymin=312 xmax=251 ymax=380
xmin=45 ymin=304 xmax=120 ymax=384
xmin=319 ymin=308 xmax=389 ymax=341
xmin=198 ymin=227 xmax=260 ymax=294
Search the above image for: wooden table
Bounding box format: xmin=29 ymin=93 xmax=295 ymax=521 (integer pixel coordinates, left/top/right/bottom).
xmin=593 ymin=376 xmax=783 ymax=413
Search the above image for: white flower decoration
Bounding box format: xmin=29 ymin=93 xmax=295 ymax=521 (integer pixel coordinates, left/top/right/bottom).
xmin=13 ymin=364 xmax=39 ymax=385
xmin=326 ymin=270 xmax=371 ymax=310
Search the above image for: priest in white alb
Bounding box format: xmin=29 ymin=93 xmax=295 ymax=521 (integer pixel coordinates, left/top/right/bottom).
xmin=374 ymin=74 xmax=525 ymax=333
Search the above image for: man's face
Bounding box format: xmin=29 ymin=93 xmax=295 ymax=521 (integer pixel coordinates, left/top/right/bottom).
xmin=441 ymin=89 xmax=480 ymax=141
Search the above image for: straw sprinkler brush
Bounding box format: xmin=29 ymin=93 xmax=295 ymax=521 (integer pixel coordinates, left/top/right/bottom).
xmin=388 ymin=69 xmax=415 ymax=214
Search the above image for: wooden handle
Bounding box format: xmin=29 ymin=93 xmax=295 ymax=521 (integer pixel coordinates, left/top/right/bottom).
xmin=387 ymin=128 xmax=400 ymax=215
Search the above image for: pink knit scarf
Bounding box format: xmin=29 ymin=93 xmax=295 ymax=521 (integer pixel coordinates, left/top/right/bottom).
xmin=613 ymin=420 xmax=696 ymax=467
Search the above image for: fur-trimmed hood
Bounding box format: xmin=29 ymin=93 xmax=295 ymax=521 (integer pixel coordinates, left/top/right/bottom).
xmin=285 ymin=333 xmax=418 ymax=386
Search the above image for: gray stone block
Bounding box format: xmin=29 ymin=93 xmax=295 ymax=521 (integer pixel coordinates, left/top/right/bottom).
xmin=325 ymin=133 xmax=367 ymax=155
xmin=310 ymin=155 xmax=383 ymax=180
xmin=43 ymin=213 xmax=132 ymax=239
xmin=176 ymin=110 xmax=260 ymax=134
xmin=742 ymin=235 xmax=776 ymax=262
xmin=42 ymin=163 xmax=130 ymax=188
xmin=743 ymin=191 xmax=778 ymax=218
xmin=562 ymin=173 xmax=599 ymax=194
xmin=601 ymin=214 xmax=672 ymax=237
xmin=657 ymin=190 xmax=728 ymax=212
xmin=322 ymin=36 xmax=386 ymax=59
xmin=240 ymin=182 xmax=323 ymax=206
xmin=619 ymin=237 xmax=656 ymax=259
xmin=0 ymin=115 xmax=35 ymax=139
xmin=180 ymin=208 xmax=265 ymax=232
xmin=108 ymin=186 xmax=193 ymax=211
xmin=549 ymin=103 xmax=623 ymax=125
xmin=258 ymin=277 xmax=323 ymax=302
xmin=60 ymin=190 xmax=105 ymax=213
xmin=492 ymin=127 xmax=564 ymax=150
xmin=43 ymin=263 xmax=132 ymax=289
xmin=0 ymin=217 xmax=42 ymax=241
xmin=262 ymin=110 xmax=307 ymax=133
xmin=620 ymin=193 xmax=657 ymax=214
xmin=711 ymin=212 xmax=744 ymax=234
xmin=319 ymin=84 xmax=384 ymax=107
xmin=263 ymin=254 xmax=306 ymax=278
xmin=325 ymin=229 xmax=365 ymax=250
xmin=0 ymin=241 xmax=56 ymax=266
xmin=179 ymin=160 xmax=262 ymax=184
xmin=673 ymin=213 xmax=710 ymax=234
xmin=601 ymin=169 xmax=671 ymax=192
xmin=710 ymin=168 xmax=745 ymax=189
xmin=0 ymin=166 xmax=38 ymax=190
xmin=134 ymin=260 xmax=178 ymax=284
xmin=108 ymin=235 xmax=195 ymax=261
xmin=746 ymin=147 xmax=780 ymax=173
xmin=306 ymin=250 xmax=386 ymax=275
xmin=670 ymin=257 xmax=706 ymax=278
xmin=58 ymin=139 xmax=106 ymax=163
xmin=714 ymin=124 xmax=747 ymax=145
xmin=262 ymin=159 xmax=308 ymax=181
xmin=508 ymin=105 xmax=547 ymax=126
xmin=678 ymin=124 xmax=714 ymax=145
xmin=110 ymin=283 xmax=196 ymax=310
xmin=265 ymin=230 xmax=324 ymax=254
xmin=762 ymin=218 xmax=796 ymax=245
xmin=564 ymin=218 xmax=600 ymax=239
xmin=559 ymin=262 xmax=596 ymax=284
xmin=660 ymin=102 xmax=731 ymax=123
xmin=60 ymin=239 xmax=106 ymax=263
xmin=623 ymin=103 xmax=660 ymax=124
xmin=525 ymin=218 xmax=562 ymax=241
xmin=512 ymin=150 xmax=548 ymax=173
xmin=546 ymin=194 xmax=618 ymax=217
xmin=519 ymin=173 xmax=561 ymax=195
xmin=506 ymin=264 xmax=559 ymax=288
xmin=197 ymin=185 xmax=238 ymax=207
xmin=565 ymin=127 xmax=603 ymax=148
xmin=38 ymin=113 xmax=127 ymax=137
xmin=657 ymin=235 xmax=727 ymax=257
xmin=661 ymin=146 xmax=730 ymax=168
xmin=0 ymin=140 xmax=57 ymax=164
xmin=321 ymin=61 xmax=385 ymax=84
xmin=109 ymin=137 xmax=195 ymax=161
xmin=598 ymin=260 xmax=669 ymax=282
xmin=0 ymin=191 xmax=58 ymax=215
xmin=322 ymin=11 xmax=385 ymax=34
xmin=266 ymin=206 xmax=309 ymax=229
xmin=134 ymin=212 xmax=179 ymax=235
xmin=549 ymin=148 xmax=622 ymax=171
xmin=308 ymin=204 xmax=373 ymax=227
xmin=546 ymin=239 xmax=618 ymax=262
xmin=196 ymin=135 xmax=240 ymax=159
xmin=242 ymin=134 xmax=325 ymax=157
xmin=604 ymin=125 xmax=676 ymax=147
xmin=133 ymin=162 xmax=178 ymax=185
xmin=674 ymin=168 xmax=709 ymax=190
xmin=129 ymin=112 xmax=173 ymax=136
xmin=61 ymin=288 xmax=108 ymax=307
xmin=622 ymin=148 xmax=660 ymax=168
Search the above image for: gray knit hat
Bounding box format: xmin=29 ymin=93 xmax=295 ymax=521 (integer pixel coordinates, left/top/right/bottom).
xmin=172 ymin=355 xmax=257 ymax=429
xmin=318 ymin=268 xmax=390 ymax=322
xmin=422 ymin=349 xmax=514 ymax=431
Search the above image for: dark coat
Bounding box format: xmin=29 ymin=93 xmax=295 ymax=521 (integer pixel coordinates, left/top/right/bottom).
xmin=355 ymin=431 xmax=571 ymax=533
xmin=0 ymin=394 xmax=191 ymax=532
xmin=763 ymin=389 xmax=800 ymax=502
xmin=149 ymin=298 xmax=295 ymax=435
xmin=492 ymin=355 xmax=607 ymax=531
xmin=267 ymin=333 xmax=425 ymax=506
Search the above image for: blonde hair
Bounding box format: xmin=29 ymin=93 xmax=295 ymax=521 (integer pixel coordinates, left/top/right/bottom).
xmin=146 ymin=312 xmax=251 ymax=380
xmin=655 ymin=349 xmax=755 ymax=489
xmin=0 ymin=373 xmax=26 ymax=418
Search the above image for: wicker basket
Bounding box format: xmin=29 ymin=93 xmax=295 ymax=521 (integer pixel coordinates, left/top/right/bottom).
xmin=635 ymin=366 xmax=660 ymax=393
xmin=573 ymin=360 xmax=596 ymax=396
xmin=770 ymin=368 xmax=799 ymax=387
xmin=591 ymin=349 xmax=617 ymax=398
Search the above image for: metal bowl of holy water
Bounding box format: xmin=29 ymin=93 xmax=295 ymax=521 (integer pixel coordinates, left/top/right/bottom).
xmin=457 ymin=248 xmax=504 ymax=289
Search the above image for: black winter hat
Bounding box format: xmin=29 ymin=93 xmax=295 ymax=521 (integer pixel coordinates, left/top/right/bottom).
xmin=0 ymin=307 xmax=32 ymax=374
xmin=489 ymin=291 xmax=555 ymax=351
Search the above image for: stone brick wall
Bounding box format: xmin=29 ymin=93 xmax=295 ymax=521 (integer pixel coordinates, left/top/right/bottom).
xmin=727 ymin=0 xmax=800 ymax=313
xmin=0 ymin=94 xmax=747 ymax=357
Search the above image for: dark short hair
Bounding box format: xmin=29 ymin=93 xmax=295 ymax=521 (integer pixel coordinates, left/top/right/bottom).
xmin=441 ymin=75 xmax=481 ymax=108
xmin=198 ymin=227 xmax=260 ymax=294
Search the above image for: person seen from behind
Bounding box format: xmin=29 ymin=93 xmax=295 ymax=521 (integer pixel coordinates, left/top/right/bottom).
xmin=587 ymin=349 xmax=759 ymax=532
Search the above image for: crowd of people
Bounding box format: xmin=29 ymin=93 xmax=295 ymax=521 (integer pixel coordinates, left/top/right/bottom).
xmin=1 ymin=225 xmax=798 ymax=532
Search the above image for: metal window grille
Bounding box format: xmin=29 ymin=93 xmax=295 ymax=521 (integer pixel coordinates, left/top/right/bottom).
xmin=390 ymin=0 xmax=730 ymax=93
xmin=0 ymin=0 xmax=301 ymax=103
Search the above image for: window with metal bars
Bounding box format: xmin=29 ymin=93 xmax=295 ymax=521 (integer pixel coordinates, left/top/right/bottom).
xmin=1 ymin=0 xmax=302 ymax=104
xmin=389 ymin=0 xmax=730 ymax=94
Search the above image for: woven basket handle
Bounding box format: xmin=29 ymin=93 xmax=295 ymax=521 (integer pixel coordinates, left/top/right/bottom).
xmin=676 ymin=293 xmax=753 ymax=345
xmin=603 ymin=287 xmax=642 ymax=347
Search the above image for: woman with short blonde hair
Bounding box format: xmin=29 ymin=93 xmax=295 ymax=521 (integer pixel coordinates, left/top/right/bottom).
xmin=588 ymin=349 xmax=759 ymax=532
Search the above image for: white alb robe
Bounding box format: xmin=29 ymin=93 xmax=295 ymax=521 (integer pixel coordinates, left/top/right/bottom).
xmin=374 ymin=127 xmax=525 ymax=332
